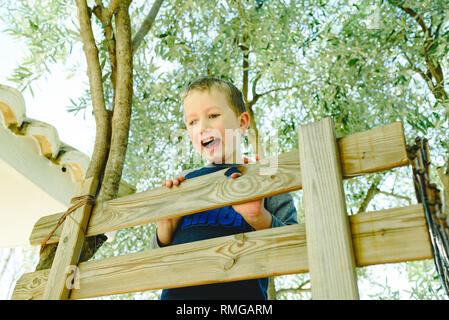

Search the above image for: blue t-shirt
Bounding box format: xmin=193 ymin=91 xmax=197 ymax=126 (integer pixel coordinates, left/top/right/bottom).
xmin=161 ymin=165 xmax=268 ymax=300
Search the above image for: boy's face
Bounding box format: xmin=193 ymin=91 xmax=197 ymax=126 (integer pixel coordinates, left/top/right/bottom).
xmin=183 ymin=88 xmax=249 ymax=164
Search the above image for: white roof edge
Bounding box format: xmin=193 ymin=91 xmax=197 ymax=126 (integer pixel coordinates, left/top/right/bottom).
xmin=0 ymin=83 xmax=135 ymax=189
xmin=0 ymin=84 xmax=89 ymax=183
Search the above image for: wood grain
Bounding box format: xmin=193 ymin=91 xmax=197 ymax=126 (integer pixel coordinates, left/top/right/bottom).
xmin=42 ymin=177 xmax=98 ymax=300
xmin=12 ymin=205 xmax=431 ymax=300
xmin=29 ymin=122 xmax=409 ymax=246
xmin=299 ymin=118 xmax=359 ymax=300
xmin=352 ymin=205 xmax=432 ymax=266
xmin=338 ymin=121 xmax=408 ymax=177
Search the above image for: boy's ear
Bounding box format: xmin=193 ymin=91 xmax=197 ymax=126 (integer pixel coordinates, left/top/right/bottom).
xmin=239 ymin=112 xmax=250 ymax=133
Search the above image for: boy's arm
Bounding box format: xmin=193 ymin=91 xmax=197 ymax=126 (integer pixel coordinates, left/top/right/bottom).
xmin=150 ymin=168 xmax=198 ymax=250
xmin=150 ymin=230 xmax=162 ymax=249
xmin=150 ymin=193 xmax=298 ymax=249
xmin=265 ymin=192 xmax=298 ymax=228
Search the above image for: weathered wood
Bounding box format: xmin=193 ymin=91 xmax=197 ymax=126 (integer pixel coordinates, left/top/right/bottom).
xmin=338 ymin=121 xmax=408 ymax=177
xmin=31 ymin=150 xmax=301 ymax=245
xmin=29 ymin=122 xmax=409 ymax=246
xmin=12 ymin=205 xmax=431 ymax=300
xmin=351 ymin=205 xmax=432 ymax=266
xmin=42 ymin=177 xmax=98 ymax=300
xmin=298 ymin=118 xmax=359 ymax=300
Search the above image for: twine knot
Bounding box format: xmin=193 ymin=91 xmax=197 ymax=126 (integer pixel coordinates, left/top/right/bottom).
xmin=40 ymin=195 xmax=95 ymax=254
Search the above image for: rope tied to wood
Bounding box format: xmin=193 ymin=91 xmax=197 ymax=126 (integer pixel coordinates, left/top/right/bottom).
xmin=408 ymin=137 xmax=449 ymax=297
xmin=40 ymin=195 xmax=95 ymax=254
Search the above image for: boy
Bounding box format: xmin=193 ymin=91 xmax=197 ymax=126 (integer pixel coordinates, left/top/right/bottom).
xmin=150 ymin=77 xmax=298 ymax=300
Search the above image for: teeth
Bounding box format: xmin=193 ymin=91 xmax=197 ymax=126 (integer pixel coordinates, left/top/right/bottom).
xmin=202 ymin=137 xmax=214 ymax=144
xmin=201 ymin=136 xmax=220 ymax=148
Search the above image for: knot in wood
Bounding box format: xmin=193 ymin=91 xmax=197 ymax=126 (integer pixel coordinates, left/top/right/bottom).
xmin=223 ymin=258 xmax=236 ymax=271
xmin=31 ymin=277 xmax=42 ymax=288
xmin=234 ymin=233 xmax=247 ymax=246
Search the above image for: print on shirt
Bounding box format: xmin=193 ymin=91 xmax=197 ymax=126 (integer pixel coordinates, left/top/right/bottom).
xmin=181 ymin=206 xmax=245 ymax=230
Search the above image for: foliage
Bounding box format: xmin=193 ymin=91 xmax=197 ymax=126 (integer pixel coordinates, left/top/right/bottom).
xmin=1 ymin=0 xmax=79 ymax=95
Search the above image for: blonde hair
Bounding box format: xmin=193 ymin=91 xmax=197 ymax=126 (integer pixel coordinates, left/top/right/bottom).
xmin=181 ymin=77 xmax=247 ymax=116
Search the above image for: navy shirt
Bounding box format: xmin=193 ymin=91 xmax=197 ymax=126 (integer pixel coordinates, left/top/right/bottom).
xmin=161 ymin=165 xmax=268 ymax=300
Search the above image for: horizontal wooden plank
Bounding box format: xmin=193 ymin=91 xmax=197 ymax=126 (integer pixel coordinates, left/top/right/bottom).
xmin=338 ymin=121 xmax=408 ymax=177
xmin=13 ymin=204 xmax=431 ymax=300
xmin=30 ymin=122 xmax=408 ymax=246
xmin=351 ymin=204 xmax=432 ymax=266
xmin=31 ymin=150 xmax=301 ymax=246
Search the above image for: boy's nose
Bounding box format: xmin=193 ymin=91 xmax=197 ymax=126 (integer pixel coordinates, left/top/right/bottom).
xmin=192 ymin=119 xmax=209 ymax=139
xmin=199 ymin=118 xmax=210 ymax=132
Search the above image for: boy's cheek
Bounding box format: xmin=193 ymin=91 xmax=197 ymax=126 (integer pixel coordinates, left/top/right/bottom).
xmin=189 ymin=133 xmax=202 ymax=152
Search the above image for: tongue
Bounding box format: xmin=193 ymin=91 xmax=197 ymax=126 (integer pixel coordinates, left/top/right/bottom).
xmin=205 ymin=138 xmax=220 ymax=149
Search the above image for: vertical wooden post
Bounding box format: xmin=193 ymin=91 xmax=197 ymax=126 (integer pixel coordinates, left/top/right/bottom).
xmin=42 ymin=176 xmax=99 ymax=300
xmin=298 ymin=118 xmax=359 ymax=300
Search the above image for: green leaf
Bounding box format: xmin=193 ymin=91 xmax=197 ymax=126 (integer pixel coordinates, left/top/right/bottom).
xmin=347 ymin=58 xmax=358 ymax=66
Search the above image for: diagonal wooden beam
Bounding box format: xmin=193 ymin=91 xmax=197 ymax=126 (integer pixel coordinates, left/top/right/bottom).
xmin=42 ymin=176 xmax=99 ymax=299
xmin=12 ymin=205 xmax=431 ymax=300
xmin=29 ymin=122 xmax=409 ymax=246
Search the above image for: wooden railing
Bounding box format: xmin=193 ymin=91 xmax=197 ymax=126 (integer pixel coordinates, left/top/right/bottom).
xmin=11 ymin=118 xmax=432 ymax=300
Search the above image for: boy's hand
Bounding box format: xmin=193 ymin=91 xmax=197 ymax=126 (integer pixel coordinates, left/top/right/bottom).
xmin=230 ymin=155 xmax=272 ymax=230
xmin=157 ymin=176 xmax=186 ymax=246
xmin=162 ymin=176 xmax=185 ymax=188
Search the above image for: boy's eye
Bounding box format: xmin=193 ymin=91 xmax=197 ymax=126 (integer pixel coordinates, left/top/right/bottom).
xmin=187 ymin=114 xmax=219 ymax=126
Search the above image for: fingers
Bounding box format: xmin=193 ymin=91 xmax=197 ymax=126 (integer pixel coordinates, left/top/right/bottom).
xmin=162 ymin=176 xmax=185 ymax=188
xmin=243 ymin=154 xmax=261 ymax=163
xmin=173 ymin=176 xmax=185 ymax=186
xmin=161 ymin=180 xmax=170 ymax=188
xmin=230 ymin=172 xmax=242 ymax=179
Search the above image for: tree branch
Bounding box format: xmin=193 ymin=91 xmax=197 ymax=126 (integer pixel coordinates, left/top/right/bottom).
xmin=357 ymin=178 xmax=382 ymax=213
xmin=106 ymin=0 xmax=121 ymax=19
xmin=95 ymin=0 xmax=105 ymax=11
xmin=0 ymin=248 xmax=14 ymax=284
xmin=235 ymin=32 xmax=265 ymax=159
xmin=267 ymin=277 xmax=276 ymax=300
xmin=251 ymin=71 xmax=263 ymax=103
xmin=239 ymin=44 xmax=262 ymax=155
xmin=376 ymin=189 xmax=412 ymax=204
xmin=250 ymin=84 xmax=299 ymax=108
xmin=396 ymin=3 xmax=448 ymax=102
xmin=239 ymin=34 xmax=249 ymax=105
xmin=397 ymin=5 xmax=432 ymax=40
xmin=92 ymin=5 xmax=117 ymax=95
xmin=276 ymin=279 xmax=311 ymax=298
xmin=401 ymin=50 xmax=436 ymax=92
xmin=36 ymin=0 xmax=113 ymax=273
xmin=75 ymin=0 xmax=111 ymax=180
xmin=97 ymin=0 xmax=133 ymax=203
xmin=94 ymin=0 xmax=122 ymax=19
xmin=131 ymin=0 xmax=164 ymax=54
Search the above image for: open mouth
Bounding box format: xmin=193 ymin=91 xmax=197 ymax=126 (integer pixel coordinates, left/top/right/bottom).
xmin=201 ymin=137 xmax=221 ymax=149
